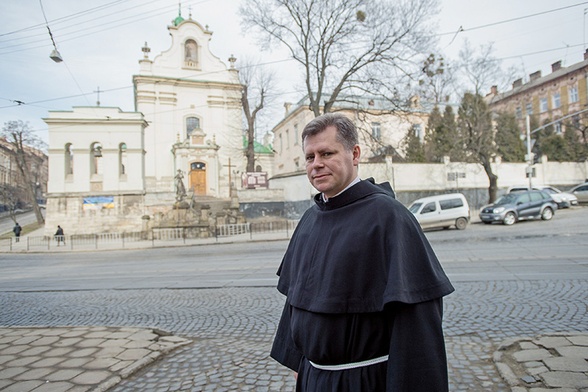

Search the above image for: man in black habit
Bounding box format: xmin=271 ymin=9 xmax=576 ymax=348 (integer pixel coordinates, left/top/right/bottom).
xmin=270 ymin=113 xmax=455 ymax=391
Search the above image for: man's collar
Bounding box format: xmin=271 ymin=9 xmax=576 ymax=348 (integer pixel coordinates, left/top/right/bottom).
xmin=322 ymin=176 xmax=361 ymax=203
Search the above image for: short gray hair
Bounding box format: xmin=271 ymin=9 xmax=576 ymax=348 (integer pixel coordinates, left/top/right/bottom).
xmin=301 ymin=113 xmax=358 ymax=151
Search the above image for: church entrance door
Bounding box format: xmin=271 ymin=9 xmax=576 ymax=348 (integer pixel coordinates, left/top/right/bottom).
xmin=190 ymin=162 xmax=206 ymax=195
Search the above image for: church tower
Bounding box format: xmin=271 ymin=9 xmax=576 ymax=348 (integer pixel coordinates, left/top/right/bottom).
xmin=134 ymin=7 xmax=243 ymax=200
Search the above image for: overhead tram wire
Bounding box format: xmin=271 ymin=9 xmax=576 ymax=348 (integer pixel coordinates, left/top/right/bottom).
xmin=3 ymin=2 xmax=583 ymax=114
xmin=0 ymin=0 xmax=128 ymax=38
xmin=0 ymin=0 xmax=212 ymax=52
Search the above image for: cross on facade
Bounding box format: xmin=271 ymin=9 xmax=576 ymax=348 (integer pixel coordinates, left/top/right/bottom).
xmin=94 ymin=86 xmax=101 ymax=106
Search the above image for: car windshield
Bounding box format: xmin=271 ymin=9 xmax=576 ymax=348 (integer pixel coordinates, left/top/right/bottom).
xmin=408 ymin=202 xmax=422 ymax=213
xmin=494 ymin=193 xmax=519 ymax=205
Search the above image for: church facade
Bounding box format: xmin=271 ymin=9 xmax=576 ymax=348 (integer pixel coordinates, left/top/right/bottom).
xmin=44 ymin=12 xmax=246 ymax=235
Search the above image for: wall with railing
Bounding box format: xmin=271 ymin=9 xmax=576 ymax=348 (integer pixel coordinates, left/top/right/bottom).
xmin=0 ymin=220 xmax=300 ymax=252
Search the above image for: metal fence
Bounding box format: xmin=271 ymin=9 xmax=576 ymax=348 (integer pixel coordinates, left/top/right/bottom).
xmin=0 ymin=220 xmax=299 ymax=252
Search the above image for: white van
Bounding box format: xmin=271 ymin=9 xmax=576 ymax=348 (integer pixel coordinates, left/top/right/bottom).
xmin=408 ymin=193 xmax=470 ymax=230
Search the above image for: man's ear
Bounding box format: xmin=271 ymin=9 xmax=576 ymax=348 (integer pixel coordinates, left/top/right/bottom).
xmin=352 ymin=145 xmax=361 ymax=166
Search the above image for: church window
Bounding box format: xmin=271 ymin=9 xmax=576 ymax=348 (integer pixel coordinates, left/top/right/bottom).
xmin=90 ymin=142 xmax=103 ymax=175
xmin=119 ymin=143 xmax=127 ymax=176
xmin=184 ymin=39 xmax=198 ymax=67
xmin=186 ymin=117 xmax=200 ymax=138
xmin=65 ymin=143 xmax=73 ymax=176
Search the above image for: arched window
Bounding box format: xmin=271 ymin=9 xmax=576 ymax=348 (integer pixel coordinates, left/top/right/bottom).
xmin=184 ymin=39 xmax=198 ymax=66
xmin=90 ymin=142 xmax=103 ymax=175
xmin=119 ymin=143 xmax=127 ymax=176
xmin=186 ymin=117 xmax=200 ymax=138
xmin=65 ymin=143 xmax=73 ymax=176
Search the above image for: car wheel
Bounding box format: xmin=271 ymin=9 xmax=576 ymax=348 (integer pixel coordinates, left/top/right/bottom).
xmin=503 ymin=212 xmax=516 ymax=225
xmin=455 ymin=217 xmax=468 ymax=230
xmin=541 ymin=207 xmax=554 ymax=220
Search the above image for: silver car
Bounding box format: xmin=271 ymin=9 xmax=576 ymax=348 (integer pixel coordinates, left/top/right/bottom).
xmin=480 ymin=190 xmax=557 ymax=225
xmin=508 ymin=185 xmax=578 ymax=208
xmin=569 ymin=182 xmax=588 ymax=203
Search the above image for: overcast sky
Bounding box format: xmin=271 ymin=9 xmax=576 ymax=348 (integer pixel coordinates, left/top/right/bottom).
xmin=1 ymin=0 xmax=587 ymax=144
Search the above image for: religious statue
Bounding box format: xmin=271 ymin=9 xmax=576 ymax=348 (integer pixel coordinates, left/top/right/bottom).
xmin=175 ymin=169 xmax=187 ymax=202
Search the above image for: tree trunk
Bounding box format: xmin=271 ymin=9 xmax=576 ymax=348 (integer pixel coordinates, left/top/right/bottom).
xmin=481 ymin=159 xmax=498 ymax=204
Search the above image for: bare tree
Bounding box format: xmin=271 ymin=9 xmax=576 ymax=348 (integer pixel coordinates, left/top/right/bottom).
xmin=239 ymin=59 xmax=277 ymax=172
xmin=418 ymin=53 xmax=455 ymax=104
xmin=0 ymin=184 xmax=25 ymax=223
xmin=456 ymin=40 xmax=505 ymax=96
xmin=240 ymin=0 xmax=440 ymax=116
xmin=457 ymin=93 xmax=498 ymax=203
xmin=1 ymin=120 xmax=46 ymax=224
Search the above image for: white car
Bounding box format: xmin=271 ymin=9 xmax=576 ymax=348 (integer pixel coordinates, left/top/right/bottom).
xmin=408 ymin=193 xmax=470 ymax=230
xmin=508 ymin=185 xmax=578 ymax=208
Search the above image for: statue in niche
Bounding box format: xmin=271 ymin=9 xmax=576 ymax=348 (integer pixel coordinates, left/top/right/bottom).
xmin=175 ymin=169 xmax=187 ymax=202
xmin=184 ymin=40 xmax=197 ymax=64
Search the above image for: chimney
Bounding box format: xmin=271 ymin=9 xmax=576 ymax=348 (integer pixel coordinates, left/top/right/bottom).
xmin=584 ymin=49 xmax=588 ymax=61
xmin=284 ymin=102 xmax=292 ymax=117
xmin=490 ymin=85 xmax=498 ymax=95
xmin=512 ymin=78 xmax=523 ymax=89
xmin=551 ymin=61 xmax=562 ymax=72
xmin=529 ymin=71 xmax=542 ymax=82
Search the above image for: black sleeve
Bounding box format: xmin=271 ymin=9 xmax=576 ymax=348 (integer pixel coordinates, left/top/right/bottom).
xmin=386 ymin=298 xmax=449 ymax=392
xmin=270 ymin=302 xmax=303 ymax=372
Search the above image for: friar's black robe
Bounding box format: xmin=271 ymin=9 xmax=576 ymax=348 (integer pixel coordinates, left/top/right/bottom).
xmin=270 ymin=178 xmax=455 ymax=391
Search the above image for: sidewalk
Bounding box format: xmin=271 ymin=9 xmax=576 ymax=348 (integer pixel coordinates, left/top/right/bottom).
xmin=1 ymin=326 xmax=586 ymax=391
xmin=1 ymin=227 xmax=293 ymax=253
xmin=0 ymin=326 xmax=191 ymax=392
xmin=494 ymin=332 xmax=588 ymax=390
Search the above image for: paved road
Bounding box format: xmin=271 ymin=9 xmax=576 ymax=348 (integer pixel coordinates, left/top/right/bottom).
xmin=1 ymin=207 xmax=587 ymax=391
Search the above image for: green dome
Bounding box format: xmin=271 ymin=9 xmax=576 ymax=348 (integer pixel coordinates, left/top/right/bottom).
xmin=173 ymin=15 xmax=184 ymax=26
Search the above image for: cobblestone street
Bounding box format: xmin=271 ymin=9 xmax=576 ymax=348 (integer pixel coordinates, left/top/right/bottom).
xmin=1 ymin=279 xmax=586 ymax=391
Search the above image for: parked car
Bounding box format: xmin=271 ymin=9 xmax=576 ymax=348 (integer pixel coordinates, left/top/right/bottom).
xmin=507 ymin=185 xmax=578 ymax=208
xmin=569 ymin=182 xmax=588 ymax=203
xmin=408 ymin=193 xmax=470 ymax=230
xmin=479 ymin=190 xmax=557 ymax=225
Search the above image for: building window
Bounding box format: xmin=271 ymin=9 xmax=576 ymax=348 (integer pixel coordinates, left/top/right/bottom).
xmin=186 ymin=117 xmax=200 ymax=138
xmin=554 ymin=121 xmax=562 ymax=135
xmin=540 ymin=98 xmax=548 ymax=113
xmin=515 ymin=106 xmax=522 ymax=119
xmin=119 ymin=143 xmax=127 ymax=176
xmin=65 ymin=143 xmax=73 ymax=176
xmin=413 ymin=124 xmax=423 ymax=140
xmin=90 ymin=142 xmax=103 ymax=175
xmin=371 ymin=122 xmax=381 ymax=140
xmin=569 ymin=86 xmax=579 ymax=103
xmin=525 ymin=102 xmax=533 ymax=115
xmin=294 ymin=123 xmax=299 ymax=145
xmin=552 ymin=93 xmax=561 ymax=109
xmin=286 ymin=129 xmax=290 ymax=149
xmin=279 ymin=134 xmax=283 ymax=153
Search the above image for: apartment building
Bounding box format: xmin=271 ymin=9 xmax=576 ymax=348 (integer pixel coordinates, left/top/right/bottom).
xmin=487 ymin=50 xmax=588 ymax=134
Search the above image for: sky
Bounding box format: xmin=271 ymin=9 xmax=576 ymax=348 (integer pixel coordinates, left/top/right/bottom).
xmin=1 ymin=0 xmax=587 ymax=145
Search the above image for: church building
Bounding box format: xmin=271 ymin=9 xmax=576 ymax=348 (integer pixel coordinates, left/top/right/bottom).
xmin=44 ymin=10 xmax=246 ymax=235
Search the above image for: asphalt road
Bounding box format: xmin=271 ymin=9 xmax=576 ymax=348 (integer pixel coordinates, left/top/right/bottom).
xmin=0 ymin=207 xmax=586 ymax=291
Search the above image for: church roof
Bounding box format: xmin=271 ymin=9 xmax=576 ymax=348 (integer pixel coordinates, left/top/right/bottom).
xmin=243 ymin=136 xmax=274 ymax=154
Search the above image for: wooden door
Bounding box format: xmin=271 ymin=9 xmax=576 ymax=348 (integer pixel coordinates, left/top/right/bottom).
xmin=190 ymin=162 xmax=206 ymax=195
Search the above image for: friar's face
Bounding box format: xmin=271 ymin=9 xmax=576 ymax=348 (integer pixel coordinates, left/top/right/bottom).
xmin=303 ymin=125 xmax=360 ymax=198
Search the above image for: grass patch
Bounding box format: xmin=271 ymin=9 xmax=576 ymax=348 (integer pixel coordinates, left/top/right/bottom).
xmin=0 ymin=222 xmax=44 ymax=239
